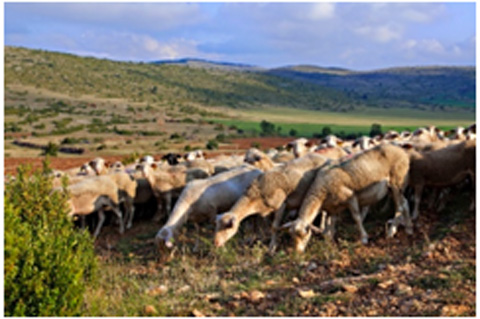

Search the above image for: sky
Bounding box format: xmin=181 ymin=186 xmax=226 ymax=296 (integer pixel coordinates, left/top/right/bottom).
xmin=4 ymin=2 xmax=476 ymax=70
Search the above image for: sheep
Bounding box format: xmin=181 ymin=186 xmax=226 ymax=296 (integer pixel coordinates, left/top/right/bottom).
xmin=162 ymin=153 xmax=183 ymax=165
xmin=402 ymin=139 xmax=476 ymax=221
xmin=183 ymin=159 xmax=215 ymax=176
xmin=314 ymin=145 xmax=349 ymax=160
xmin=410 ymin=125 xmax=445 ymax=143
xmin=64 ymin=175 xmax=123 ymax=238
xmin=281 ymin=143 xmax=412 ymax=253
xmin=286 ymin=138 xmax=316 ymax=158
xmin=137 ymin=163 xmax=209 ymax=222
xmin=446 ymin=126 xmax=466 ymax=141
xmin=155 ymin=164 xmax=262 ymax=251
xmin=107 ymin=172 xmax=138 ymax=230
xmin=215 ymin=153 xmax=330 ymax=252
xmin=184 ymin=150 xmax=204 ymax=161
xmin=243 ymin=148 xmax=277 ymax=171
xmin=88 ymin=157 xmax=110 ymax=175
xmin=352 ymin=136 xmax=377 ymax=152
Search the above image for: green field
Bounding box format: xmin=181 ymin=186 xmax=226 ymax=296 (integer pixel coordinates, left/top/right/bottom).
xmin=211 ymin=106 xmax=475 ymax=137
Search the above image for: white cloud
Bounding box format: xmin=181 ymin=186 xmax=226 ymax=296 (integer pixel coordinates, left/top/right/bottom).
xmin=355 ymin=24 xmax=402 ymax=43
xmin=307 ymin=3 xmax=336 ymax=20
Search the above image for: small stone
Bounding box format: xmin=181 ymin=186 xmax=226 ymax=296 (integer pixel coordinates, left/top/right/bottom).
xmin=192 ymin=308 xmax=205 ymax=317
xmin=298 ymin=289 xmax=316 ymax=298
xmin=146 ymin=284 xmax=168 ymax=296
xmin=396 ymin=283 xmax=413 ymax=295
xmin=378 ymin=280 xmax=395 ymax=289
xmin=249 ymin=290 xmax=265 ymax=303
xmin=144 ymin=305 xmax=157 ymax=315
xmin=342 ymin=284 xmax=358 ymax=293
xmin=265 ymin=279 xmax=276 ymax=286
xmin=292 ymin=277 xmax=300 ymax=284
xmin=307 ymin=262 xmax=318 ymax=271
xmin=441 ymin=305 xmax=470 ymax=316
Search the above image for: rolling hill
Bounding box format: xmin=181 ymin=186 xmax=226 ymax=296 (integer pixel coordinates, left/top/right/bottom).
xmin=4 ymin=46 xmax=475 ymax=113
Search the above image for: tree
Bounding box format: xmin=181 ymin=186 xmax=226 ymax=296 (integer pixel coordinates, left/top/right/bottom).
xmin=322 ymin=126 xmax=332 ymax=137
xmin=289 ymin=129 xmax=298 ymax=137
xmin=260 ymin=120 xmax=276 ymax=136
xmin=369 ymin=123 xmax=382 ymax=137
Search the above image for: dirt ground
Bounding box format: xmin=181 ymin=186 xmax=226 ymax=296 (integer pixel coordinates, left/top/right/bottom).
xmin=4 ymin=137 xmax=305 ymax=176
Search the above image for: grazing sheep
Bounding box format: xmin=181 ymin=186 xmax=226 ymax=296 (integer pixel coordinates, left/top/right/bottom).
xmin=137 ymin=163 xmax=209 ymax=222
xmin=88 ymin=157 xmax=110 ymax=175
xmin=108 ymin=172 xmax=138 ymax=230
xmin=65 ymin=176 xmax=123 ymax=238
xmin=403 ymin=139 xmax=476 ymax=221
xmin=215 ymin=153 xmax=330 ymax=252
xmin=282 ymin=144 xmax=412 ymax=253
xmin=244 ymin=148 xmax=277 ymax=171
xmin=155 ymin=165 xmax=262 ymax=251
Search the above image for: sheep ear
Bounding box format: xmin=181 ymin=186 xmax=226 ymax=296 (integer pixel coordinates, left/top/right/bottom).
xmin=336 ymin=140 xmax=344 ymax=146
xmin=104 ymin=161 xmax=111 ymax=168
xmin=286 ymin=143 xmax=293 ymax=151
xmin=305 ymin=141 xmax=313 ymax=147
xmin=222 ymin=215 xmax=236 ymax=229
xmin=254 ymin=154 xmax=261 ymax=162
xmin=470 ymin=124 xmax=476 ymax=133
xmin=352 ymin=141 xmax=359 ymax=147
xmin=151 ymin=163 xmax=157 ymax=169
xmin=402 ymin=143 xmax=414 ymax=150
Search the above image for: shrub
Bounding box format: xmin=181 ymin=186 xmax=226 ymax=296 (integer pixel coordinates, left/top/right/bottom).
xmin=4 ymin=163 xmax=97 ymax=316
xmin=206 ymin=139 xmax=219 ymax=150
xmin=42 ymin=142 xmax=58 ymax=156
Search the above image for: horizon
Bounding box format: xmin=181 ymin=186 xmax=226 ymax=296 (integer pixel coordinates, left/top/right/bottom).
xmin=5 ymin=3 xmax=475 ymax=71
xmin=6 ymin=44 xmax=477 ymax=72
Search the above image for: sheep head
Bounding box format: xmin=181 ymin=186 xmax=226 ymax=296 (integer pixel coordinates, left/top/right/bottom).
xmin=155 ymin=227 xmax=175 ymax=250
xmin=279 ymin=220 xmax=314 ymax=253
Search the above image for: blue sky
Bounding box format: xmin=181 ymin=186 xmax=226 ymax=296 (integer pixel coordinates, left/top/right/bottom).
xmin=4 ymin=2 xmax=476 ymax=70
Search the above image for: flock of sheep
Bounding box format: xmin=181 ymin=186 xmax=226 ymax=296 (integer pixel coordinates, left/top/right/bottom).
xmin=45 ymin=124 xmax=475 ymax=254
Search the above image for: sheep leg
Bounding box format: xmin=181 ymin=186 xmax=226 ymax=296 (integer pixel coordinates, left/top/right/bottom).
xmin=319 ymin=210 xmax=328 ymax=232
xmin=93 ymin=210 xmax=106 ymax=238
xmin=80 ymin=216 xmax=86 ymax=229
xmin=164 ymin=192 xmax=172 ymax=216
xmin=361 ymin=206 xmax=369 ymax=222
xmin=411 ymin=184 xmax=423 ymax=220
xmin=269 ymin=203 xmax=286 ymax=253
xmin=152 ymin=197 xmax=164 ymax=222
xmin=387 ymin=188 xmax=413 ymax=238
xmin=323 ymin=214 xmax=337 ymax=241
xmin=125 ymin=198 xmax=135 ymax=229
xmin=111 ymin=206 xmax=124 ymax=234
xmin=193 ymin=223 xmax=201 ymax=253
xmin=347 ymin=197 xmax=369 ymax=244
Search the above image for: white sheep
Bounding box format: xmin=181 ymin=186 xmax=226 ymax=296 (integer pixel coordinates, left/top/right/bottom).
xmin=155 ymin=164 xmax=262 ymax=251
xmin=243 ymin=148 xmax=278 ymax=171
xmin=64 ymin=175 xmax=123 ymax=238
xmin=214 ymin=153 xmax=330 ymax=252
xmin=286 ymin=138 xmax=316 ymax=158
xmin=137 ymin=163 xmax=209 ymax=222
xmin=282 ymin=144 xmax=412 ymax=253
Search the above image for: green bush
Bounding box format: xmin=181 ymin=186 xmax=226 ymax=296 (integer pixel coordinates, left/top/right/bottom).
xmin=206 ymin=139 xmax=219 ymax=150
xmin=4 ymin=163 xmax=97 ymax=316
xmin=42 ymin=142 xmax=59 ymax=156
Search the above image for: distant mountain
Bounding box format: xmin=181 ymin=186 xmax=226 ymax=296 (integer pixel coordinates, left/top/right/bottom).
xmin=4 ymin=46 xmax=475 ymax=113
xmin=151 ymin=58 xmax=262 ymax=72
xmin=268 ymin=65 xmax=475 ymax=110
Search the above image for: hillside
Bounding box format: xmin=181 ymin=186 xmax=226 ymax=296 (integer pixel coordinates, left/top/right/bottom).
xmin=4 ymin=46 xmax=353 ymax=112
xmin=5 ymin=46 xmax=475 ymax=112
xmin=269 ymin=66 xmax=475 ymax=111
